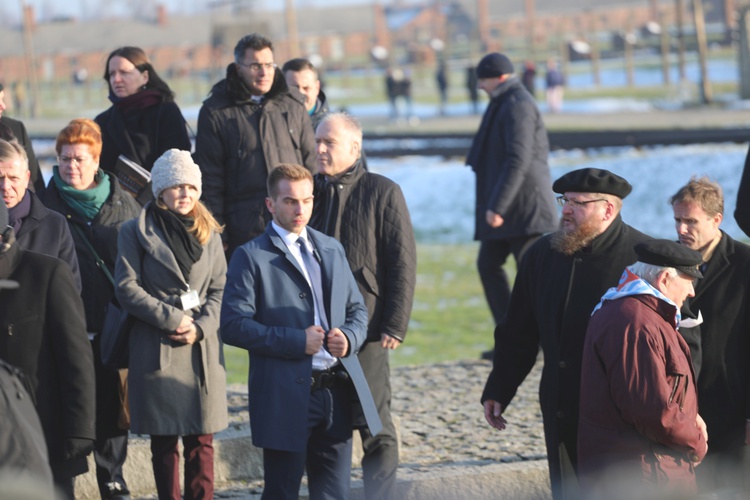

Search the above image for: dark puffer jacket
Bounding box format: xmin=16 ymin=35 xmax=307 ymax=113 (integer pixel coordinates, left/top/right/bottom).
xmin=465 ymin=76 xmax=558 ymax=241
xmin=194 ymin=64 xmax=316 ymax=256
xmin=40 ymin=172 xmax=140 ymax=333
xmin=310 ymin=159 xmax=416 ymax=342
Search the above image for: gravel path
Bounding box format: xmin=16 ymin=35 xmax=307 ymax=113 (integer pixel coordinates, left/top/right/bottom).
xmin=225 ymin=358 xmax=547 ymax=469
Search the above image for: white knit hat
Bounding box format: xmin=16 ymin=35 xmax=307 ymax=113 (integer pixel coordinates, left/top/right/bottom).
xmin=151 ymin=149 xmax=202 ymax=198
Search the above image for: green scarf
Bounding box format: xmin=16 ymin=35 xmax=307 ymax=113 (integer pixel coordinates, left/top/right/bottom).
xmin=52 ymin=166 xmax=111 ymax=222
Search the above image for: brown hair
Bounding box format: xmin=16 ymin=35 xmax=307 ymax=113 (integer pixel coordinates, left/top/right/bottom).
xmin=103 ymin=46 xmax=175 ymax=102
xmin=55 ymin=118 xmax=102 ymax=159
xmin=669 ymin=176 xmax=724 ymax=217
xmin=266 ymin=164 xmax=313 ymax=199
xmin=155 ymin=197 xmax=223 ymax=246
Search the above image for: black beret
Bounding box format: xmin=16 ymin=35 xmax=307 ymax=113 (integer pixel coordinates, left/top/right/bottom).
xmin=553 ymin=168 xmax=632 ymax=199
xmin=476 ymin=53 xmax=514 ymax=79
xmin=635 ymin=239 xmax=703 ymax=279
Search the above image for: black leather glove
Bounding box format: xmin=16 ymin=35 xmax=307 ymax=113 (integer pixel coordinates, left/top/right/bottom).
xmin=64 ymin=437 xmax=94 ymax=461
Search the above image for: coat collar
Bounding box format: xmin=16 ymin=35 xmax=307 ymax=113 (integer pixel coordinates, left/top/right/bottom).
xmin=14 ymin=191 xmax=48 ymax=239
xmin=693 ymin=230 xmax=732 ymax=301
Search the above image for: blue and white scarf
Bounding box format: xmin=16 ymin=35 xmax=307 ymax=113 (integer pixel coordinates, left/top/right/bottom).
xmin=592 ymin=267 xmax=681 ymax=327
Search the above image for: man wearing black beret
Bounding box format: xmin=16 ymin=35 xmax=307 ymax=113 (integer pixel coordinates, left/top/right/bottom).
xmin=481 ymin=167 xmax=651 ymax=499
xmin=670 ymin=177 xmax=750 ymax=497
xmin=466 ymin=52 xmax=557 ymax=361
xmin=578 ymin=239 xmax=707 ymax=497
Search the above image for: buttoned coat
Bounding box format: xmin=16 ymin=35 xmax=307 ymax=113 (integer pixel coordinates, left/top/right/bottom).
xmin=221 ymin=224 xmax=369 ymax=453
xmin=465 ymin=76 xmax=558 ymax=241
xmin=115 ymin=207 xmax=228 ymax=436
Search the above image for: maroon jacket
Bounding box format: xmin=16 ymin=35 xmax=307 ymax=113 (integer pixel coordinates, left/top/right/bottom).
xmin=578 ymin=294 xmax=707 ymax=494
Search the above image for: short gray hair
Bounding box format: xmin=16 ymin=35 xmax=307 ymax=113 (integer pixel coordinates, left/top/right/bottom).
xmin=317 ymin=112 xmax=363 ymax=146
xmin=0 ymin=138 xmax=28 ymax=172
xmin=628 ymin=262 xmax=678 ymax=287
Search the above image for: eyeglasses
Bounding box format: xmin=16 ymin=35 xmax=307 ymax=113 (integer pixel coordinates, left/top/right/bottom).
xmin=238 ymin=61 xmax=277 ymax=72
xmin=556 ymin=195 xmax=608 ymax=208
xmin=58 ymin=155 xmax=92 ymax=166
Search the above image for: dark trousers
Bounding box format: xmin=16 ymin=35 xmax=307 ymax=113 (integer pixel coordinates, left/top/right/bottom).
xmin=150 ymin=434 xmax=214 ymax=500
xmin=262 ymin=382 xmax=353 ymax=500
xmin=92 ymin=336 xmax=129 ymax=497
xmin=477 ymin=235 xmax=540 ymax=325
xmin=357 ymin=341 xmax=399 ymax=500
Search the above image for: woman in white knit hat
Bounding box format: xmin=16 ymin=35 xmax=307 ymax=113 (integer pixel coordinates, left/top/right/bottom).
xmin=114 ymin=149 xmax=227 ymax=499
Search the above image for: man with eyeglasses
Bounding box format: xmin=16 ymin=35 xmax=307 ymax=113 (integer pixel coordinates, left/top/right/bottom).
xmin=0 ymin=138 xmax=81 ymax=292
xmin=194 ymin=33 xmax=316 ymax=259
xmin=465 ymin=53 xmax=558 ymax=361
xmin=481 ymin=167 xmax=651 ymax=500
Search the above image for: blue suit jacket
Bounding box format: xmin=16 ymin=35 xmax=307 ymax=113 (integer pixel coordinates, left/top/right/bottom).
xmin=221 ymin=224 xmax=371 ymax=452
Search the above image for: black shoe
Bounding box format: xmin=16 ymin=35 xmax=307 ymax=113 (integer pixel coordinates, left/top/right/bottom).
xmin=104 ymin=482 xmax=130 ymax=500
xmin=481 ymin=350 xmax=494 ymax=361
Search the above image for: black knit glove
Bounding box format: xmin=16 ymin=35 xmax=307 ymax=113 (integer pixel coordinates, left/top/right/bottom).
xmin=64 ymin=437 xmax=94 ymax=461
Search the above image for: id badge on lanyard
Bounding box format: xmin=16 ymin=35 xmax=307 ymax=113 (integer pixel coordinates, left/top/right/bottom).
xmin=179 ymin=285 xmax=200 ymax=311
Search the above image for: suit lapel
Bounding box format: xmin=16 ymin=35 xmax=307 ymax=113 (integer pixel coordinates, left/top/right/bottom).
xmin=694 ymin=234 xmax=731 ymax=302
xmin=308 ymin=231 xmax=334 ymax=320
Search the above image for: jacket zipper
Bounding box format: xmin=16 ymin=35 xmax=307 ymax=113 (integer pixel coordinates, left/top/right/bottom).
xmin=668 ymin=374 xmax=682 ymax=405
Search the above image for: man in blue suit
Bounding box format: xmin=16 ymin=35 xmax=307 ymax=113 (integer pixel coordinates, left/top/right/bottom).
xmin=221 ymin=163 xmax=379 ymax=499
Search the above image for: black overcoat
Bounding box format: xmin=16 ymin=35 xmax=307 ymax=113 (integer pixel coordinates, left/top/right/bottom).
xmin=0 ymin=240 xmax=95 ymax=479
xmin=0 ymin=115 xmax=44 ymax=192
xmin=465 ymin=76 xmax=557 ymax=241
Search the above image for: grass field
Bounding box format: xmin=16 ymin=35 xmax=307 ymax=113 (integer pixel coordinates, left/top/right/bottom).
xmin=222 ymin=242 xmax=514 ymax=385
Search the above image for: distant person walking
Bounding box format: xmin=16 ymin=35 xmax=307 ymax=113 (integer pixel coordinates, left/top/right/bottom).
xmin=545 ymin=58 xmax=565 ymax=113
xmin=521 ymin=60 xmax=537 ymax=98
xmin=436 ymin=61 xmax=449 ymax=115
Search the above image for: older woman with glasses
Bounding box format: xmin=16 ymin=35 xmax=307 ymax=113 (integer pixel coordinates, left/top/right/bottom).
xmin=40 ymin=118 xmax=140 ymax=500
xmin=95 ymin=46 xmax=191 ymax=205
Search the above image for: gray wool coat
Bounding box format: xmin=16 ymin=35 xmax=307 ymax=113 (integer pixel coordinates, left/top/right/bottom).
xmin=114 ymin=206 xmax=228 ymax=436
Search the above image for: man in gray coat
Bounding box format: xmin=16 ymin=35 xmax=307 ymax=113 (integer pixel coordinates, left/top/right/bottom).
xmin=466 ymin=53 xmax=558 ymax=358
xmin=194 ymin=33 xmax=316 ymax=259
xmin=310 ymin=113 xmax=416 ymax=499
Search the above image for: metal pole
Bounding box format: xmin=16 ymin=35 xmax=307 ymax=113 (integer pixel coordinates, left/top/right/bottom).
xmin=660 ymin=8 xmax=671 ymax=84
xmin=19 ymin=0 xmax=41 ymax=117
xmin=693 ymin=0 xmax=713 ymax=103
xmin=285 ymin=0 xmax=299 ymax=59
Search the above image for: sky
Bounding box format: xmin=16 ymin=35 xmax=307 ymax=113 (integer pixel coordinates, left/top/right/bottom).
xmin=4 ymin=0 xmax=381 ymax=25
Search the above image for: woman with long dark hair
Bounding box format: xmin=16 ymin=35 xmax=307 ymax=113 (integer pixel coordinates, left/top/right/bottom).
xmin=95 ymin=46 xmax=191 ymax=204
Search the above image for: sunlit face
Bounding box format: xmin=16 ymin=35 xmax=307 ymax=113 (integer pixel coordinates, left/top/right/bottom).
xmin=160 ymin=184 xmax=198 ymax=216
xmin=265 ymin=178 xmax=314 ymax=235
xmin=237 ymin=47 xmax=275 ymax=96
xmin=660 ymin=270 xmax=696 ymax=309
xmin=673 ymin=201 xmax=722 ymax=254
xmin=58 ymin=143 xmax=99 ymax=190
xmin=108 ymin=55 xmax=149 ymax=98
xmin=0 ymin=155 xmax=30 ymax=209
xmin=559 ymin=192 xmax=611 ymax=235
xmin=285 ymin=69 xmax=320 ymax=111
xmin=316 ymin=118 xmax=360 ymax=177
xmin=0 ymin=90 xmax=6 ymax=118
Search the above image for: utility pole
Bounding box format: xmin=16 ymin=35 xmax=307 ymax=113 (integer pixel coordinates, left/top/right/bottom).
xmin=675 ymin=0 xmax=687 ymax=82
xmin=19 ymin=1 xmax=41 ymax=117
xmin=525 ymin=0 xmax=536 ymax=60
xmin=693 ymin=0 xmax=713 ymax=103
xmin=285 ymin=0 xmax=299 ymax=59
xmin=660 ymin=8 xmax=671 ymax=85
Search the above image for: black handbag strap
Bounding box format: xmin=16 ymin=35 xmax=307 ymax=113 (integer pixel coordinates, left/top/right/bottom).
xmin=72 ymin=224 xmax=115 ymax=287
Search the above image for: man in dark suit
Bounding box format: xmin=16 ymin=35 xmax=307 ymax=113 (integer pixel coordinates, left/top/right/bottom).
xmin=0 ymin=200 xmax=96 ymax=499
xmin=671 ymin=177 xmax=750 ymax=497
xmin=221 ymin=163 xmax=379 ymax=499
xmin=0 ymin=83 xmax=43 ymax=192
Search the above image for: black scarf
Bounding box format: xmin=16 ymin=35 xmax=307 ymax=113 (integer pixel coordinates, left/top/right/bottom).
xmin=147 ymin=203 xmax=202 ymax=283
xmin=110 ymin=88 xmax=163 ymax=111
